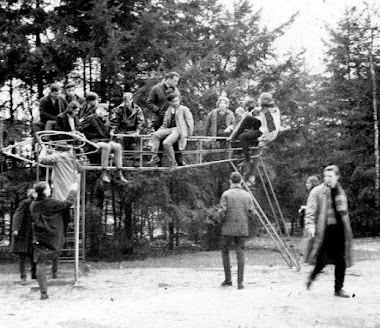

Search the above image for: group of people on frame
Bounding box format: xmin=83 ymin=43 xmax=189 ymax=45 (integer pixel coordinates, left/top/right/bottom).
xmin=10 ymin=71 xmax=353 ymax=300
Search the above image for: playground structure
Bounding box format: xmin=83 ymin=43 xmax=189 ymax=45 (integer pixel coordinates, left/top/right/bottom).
xmin=0 ymin=130 xmax=300 ymax=284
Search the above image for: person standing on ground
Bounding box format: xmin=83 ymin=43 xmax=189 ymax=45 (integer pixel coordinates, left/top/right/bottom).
xmin=298 ymin=176 xmax=320 ymax=231
xmin=38 ymin=142 xmax=82 ymax=279
xmin=218 ymin=172 xmax=255 ymax=290
xmin=31 ymin=181 xmax=78 ymax=300
xmin=11 ymin=188 xmax=37 ymax=284
xmin=305 ymin=165 xmax=353 ymax=298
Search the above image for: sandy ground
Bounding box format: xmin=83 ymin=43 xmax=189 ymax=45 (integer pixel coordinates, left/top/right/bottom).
xmin=1 ymin=237 xmax=380 ymax=328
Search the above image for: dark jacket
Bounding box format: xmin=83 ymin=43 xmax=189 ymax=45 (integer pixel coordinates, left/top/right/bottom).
xmin=232 ymin=114 xmax=262 ymax=140
xmin=55 ymin=112 xmax=79 ymax=133
xmin=11 ymin=197 xmax=34 ymax=254
xmin=30 ymin=190 xmax=76 ymax=252
xmin=146 ymin=81 xmax=181 ymax=129
xmin=79 ymin=114 xmax=110 ymax=142
xmin=110 ymin=102 xmax=145 ymax=133
xmin=39 ymin=95 xmax=68 ymax=124
xmin=79 ymin=102 xmax=97 ymax=121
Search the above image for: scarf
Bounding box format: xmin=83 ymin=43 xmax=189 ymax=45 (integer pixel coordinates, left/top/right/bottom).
xmin=326 ymin=183 xmax=348 ymax=225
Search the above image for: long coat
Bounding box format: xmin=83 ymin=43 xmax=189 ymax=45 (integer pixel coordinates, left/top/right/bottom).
xmin=11 ymin=196 xmax=34 ymax=254
xmin=219 ymin=184 xmax=254 ymax=236
xmin=205 ymin=108 xmax=235 ymax=137
xmin=160 ymin=105 xmax=194 ymax=150
xmin=304 ymin=183 xmax=353 ymax=267
xmin=30 ymin=190 xmax=77 ymax=253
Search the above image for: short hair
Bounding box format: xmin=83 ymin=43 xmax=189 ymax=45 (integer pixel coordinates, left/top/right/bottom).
xmin=85 ymin=91 xmax=99 ymax=101
xmin=167 ymin=94 xmax=179 ymax=102
xmin=65 ymin=82 xmax=76 ymax=89
xmin=216 ymin=96 xmax=230 ymax=108
xmin=34 ymin=181 xmax=49 ymax=201
xmin=243 ymin=98 xmax=256 ymax=111
xmin=230 ymin=172 xmax=242 ymax=183
xmin=67 ymin=100 xmax=80 ymax=110
xmin=50 ymin=83 xmax=61 ymax=92
xmin=165 ymin=71 xmax=180 ymax=80
xmin=324 ymin=165 xmax=340 ymax=176
xmin=122 ymin=92 xmax=133 ymax=102
xmin=307 ymin=176 xmax=320 ymax=188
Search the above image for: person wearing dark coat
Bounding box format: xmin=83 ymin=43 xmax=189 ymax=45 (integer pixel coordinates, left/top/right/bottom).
xmin=146 ymin=72 xmax=184 ymax=166
xmin=79 ymin=105 xmax=128 ymax=183
xmin=55 ymin=101 xmax=80 ymax=134
xmin=11 ymin=188 xmax=37 ymax=283
xmin=39 ymin=83 xmax=68 ymax=128
xmin=79 ymin=91 xmax=99 ymax=123
xmin=30 ymin=181 xmax=78 ymax=300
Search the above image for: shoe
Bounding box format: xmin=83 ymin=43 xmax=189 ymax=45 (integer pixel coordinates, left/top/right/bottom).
xmin=20 ymin=278 xmax=27 ymax=285
xmin=334 ymin=289 xmax=350 ymax=298
xmin=31 ymin=273 xmax=37 ymax=280
xmin=238 ymin=284 xmax=244 ymax=290
xmin=221 ymin=280 xmax=232 ymax=287
xmin=40 ymin=292 xmax=49 ymax=300
xmin=306 ymin=278 xmax=313 ymax=290
xmin=147 ymin=156 xmax=160 ymax=167
xmin=100 ymin=172 xmax=111 ymax=183
xmin=117 ymin=170 xmax=129 ymax=184
xmin=52 ymin=273 xmax=57 ymax=279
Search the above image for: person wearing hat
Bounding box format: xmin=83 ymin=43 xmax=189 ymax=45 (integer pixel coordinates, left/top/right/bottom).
xmin=64 ymin=82 xmax=85 ymax=106
xmin=205 ymin=95 xmax=235 ymax=138
xmin=79 ymin=91 xmax=99 ymax=123
xmin=256 ymin=92 xmax=281 ymax=145
xmin=217 ymin=171 xmax=255 ymax=290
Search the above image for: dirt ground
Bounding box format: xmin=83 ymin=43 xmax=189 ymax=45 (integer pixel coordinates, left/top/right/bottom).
xmin=1 ymin=237 xmax=380 ymax=328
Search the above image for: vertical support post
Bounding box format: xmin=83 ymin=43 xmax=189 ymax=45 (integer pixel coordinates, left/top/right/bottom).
xmin=74 ymin=173 xmax=81 ymax=283
xmin=81 ymin=169 xmax=86 ymax=263
xmin=199 ymin=139 xmax=203 ymax=164
xmin=139 ymin=136 xmax=143 ymax=167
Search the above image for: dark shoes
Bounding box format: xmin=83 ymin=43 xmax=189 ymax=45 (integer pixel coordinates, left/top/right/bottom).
xmin=100 ymin=171 xmax=111 ymax=183
xmin=334 ymin=289 xmax=350 ymax=298
xmin=52 ymin=273 xmax=57 ymax=279
xmin=221 ymin=280 xmax=232 ymax=287
xmin=306 ymin=278 xmax=313 ymax=290
xmin=40 ymin=292 xmax=49 ymax=300
xmin=238 ymin=283 xmax=244 ymax=290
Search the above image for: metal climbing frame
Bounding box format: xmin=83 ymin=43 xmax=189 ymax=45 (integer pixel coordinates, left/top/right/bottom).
xmin=1 ymin=131 xmax=300 ymax=280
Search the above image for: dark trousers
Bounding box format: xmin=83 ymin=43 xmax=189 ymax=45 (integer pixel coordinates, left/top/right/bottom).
xmin=221 ymin=235 xmax=246 ymax=284
xmin=239 ymin=130 xmax=261 ymax=161
xmin=19 ymin=252 xmax=36 ymax=280
xmin=309 ymin=224 xmax=346 ymax=291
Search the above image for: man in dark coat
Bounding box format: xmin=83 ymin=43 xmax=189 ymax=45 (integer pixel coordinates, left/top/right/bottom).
xmin=11 ymin=188 xmax=37 ymax=283
xmin=39 ymin=83 xmax=68 ymax=129
xmin=80 ymin=105 xmax=128 ymax=183
xmin=55 ymin=101 xmax=81 ymax=135
xmin=79 ymin=91 xmax=99 ymax=123
xmin=146 ymin=72 xmax=184 ymax=165
xmin=30 ymin=181 xmax=78 ymax=300
xmin=218 ymin=172 xmax=254 ymax=290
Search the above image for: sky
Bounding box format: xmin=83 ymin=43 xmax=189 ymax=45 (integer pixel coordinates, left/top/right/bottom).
xmin=221 ymin=0 xmax=370 ymax=73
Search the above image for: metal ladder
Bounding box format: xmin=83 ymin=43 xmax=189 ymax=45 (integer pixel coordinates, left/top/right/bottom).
xmin=230 ymin=160 xmax=300 ymax=270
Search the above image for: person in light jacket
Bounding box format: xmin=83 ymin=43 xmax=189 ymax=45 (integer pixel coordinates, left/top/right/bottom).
xmin=147 ymin=94 xmax=194 ymax=168
xmin=304 ymin=165 xmax=353 ymax=298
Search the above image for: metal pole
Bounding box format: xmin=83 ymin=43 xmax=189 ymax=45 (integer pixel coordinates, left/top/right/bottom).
xmin=74 ymin=173 xmax=81 ymax=283
xmin=81 ymin=169 xmax=86 ymax=262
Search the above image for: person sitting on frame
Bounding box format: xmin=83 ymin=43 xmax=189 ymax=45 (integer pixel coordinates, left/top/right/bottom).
xmin=146 ymin=94 xmax=194 ymax=168
xmin=79 ymin=104 xmax=128 ymax=184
